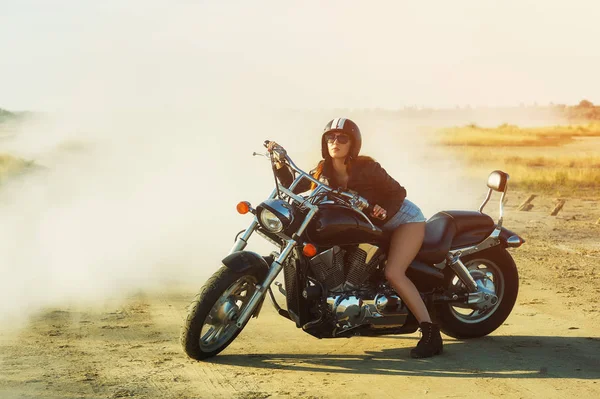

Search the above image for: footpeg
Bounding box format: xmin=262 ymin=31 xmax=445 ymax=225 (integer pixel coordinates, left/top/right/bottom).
xmin=274 ymin=281 xmax=287 ymax=296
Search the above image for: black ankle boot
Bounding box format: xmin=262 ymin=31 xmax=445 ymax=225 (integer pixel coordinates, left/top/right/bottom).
xmin=410 ymin=322 xmax=443 ymax=358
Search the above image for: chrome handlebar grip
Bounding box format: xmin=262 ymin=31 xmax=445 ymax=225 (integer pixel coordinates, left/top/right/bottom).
xmin=338 ymin=191 xmax=369 ymax=211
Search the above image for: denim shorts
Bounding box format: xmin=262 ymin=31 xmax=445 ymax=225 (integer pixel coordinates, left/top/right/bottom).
xmin=381 ymin=199 xmax=426 ymax=232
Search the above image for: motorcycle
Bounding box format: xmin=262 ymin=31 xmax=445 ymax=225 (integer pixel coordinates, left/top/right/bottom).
xmin=181 ymin=140 xmax=524 ymax=360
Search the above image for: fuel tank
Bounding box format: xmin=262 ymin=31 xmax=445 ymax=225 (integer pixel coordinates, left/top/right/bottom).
xmin=305 ymin=204 xmax=388 ymax=247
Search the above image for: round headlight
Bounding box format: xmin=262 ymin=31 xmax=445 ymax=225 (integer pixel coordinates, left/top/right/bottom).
xmin=259 ymin=209 xmax=284 ymax=233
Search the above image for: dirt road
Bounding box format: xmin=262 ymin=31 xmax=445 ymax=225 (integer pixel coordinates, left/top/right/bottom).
xmin=1 ymin=193 xmax=599 ymax=399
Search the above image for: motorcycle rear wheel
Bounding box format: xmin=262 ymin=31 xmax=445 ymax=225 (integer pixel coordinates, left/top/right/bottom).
xmin=181 ymin=266 xmax=260 ymax=360
xmin=437 ymin=247 xmax=519 ymax=339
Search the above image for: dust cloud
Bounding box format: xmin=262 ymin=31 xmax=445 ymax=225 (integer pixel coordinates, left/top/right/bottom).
xmin=0 ymin=111 xmax=488 ymax=327
xmin=0 ymin=110 xmax=281 ymax=325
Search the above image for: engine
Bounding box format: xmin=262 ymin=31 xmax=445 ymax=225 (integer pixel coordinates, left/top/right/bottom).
xmin=308 ymin=244 xmax=409 ymax=330
xmin=308 ymin=244 xmax=384 ymax=292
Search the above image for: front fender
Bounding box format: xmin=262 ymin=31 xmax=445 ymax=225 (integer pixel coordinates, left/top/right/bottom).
xmin=221 ymin=251 xmax=272 ymax=320
xmin=221 ymin=251 xmax=270 ymax=279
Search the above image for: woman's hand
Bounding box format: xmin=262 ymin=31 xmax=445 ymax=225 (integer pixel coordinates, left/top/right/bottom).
xmin=267 ymin=141 xmax=279 ymax=152
xmin=371 ymin=204 xmax=387 ymax=220
xmin=267 ymin=141 xmax=285 ymax=168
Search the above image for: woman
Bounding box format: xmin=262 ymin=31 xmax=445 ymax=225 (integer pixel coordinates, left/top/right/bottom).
xmin=271 ymin=118 xmax=443 ymax=358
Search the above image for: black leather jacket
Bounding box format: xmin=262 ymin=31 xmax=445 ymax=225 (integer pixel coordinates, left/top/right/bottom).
xmin=275 ymin=157 xmax=407 ymax=226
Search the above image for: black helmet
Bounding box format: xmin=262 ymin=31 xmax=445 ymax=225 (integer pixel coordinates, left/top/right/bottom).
xmin=321 ymin=118 xmax=362 ymax=160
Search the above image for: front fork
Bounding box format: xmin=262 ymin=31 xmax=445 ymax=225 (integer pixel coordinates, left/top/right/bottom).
xmin=230 ymin=207 xmax=318 ymax=329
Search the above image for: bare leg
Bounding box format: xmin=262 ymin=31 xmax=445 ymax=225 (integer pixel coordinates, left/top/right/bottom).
xmin=384 ymin=222 xmax=430 ymax=323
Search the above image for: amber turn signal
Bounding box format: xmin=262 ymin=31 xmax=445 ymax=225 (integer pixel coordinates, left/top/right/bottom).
xmin=236 ymin=201 xmax=251 ymax=214
xmin=302 ymin=243 xmax=317 ymax=257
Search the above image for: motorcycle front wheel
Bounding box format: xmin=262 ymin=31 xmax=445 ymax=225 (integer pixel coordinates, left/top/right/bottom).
xmin=181 ymin=266 xmax=261 ymax=360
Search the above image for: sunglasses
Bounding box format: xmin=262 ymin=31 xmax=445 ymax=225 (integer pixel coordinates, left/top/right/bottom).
xmin=325 ymin=133 xmax=350 ymax=144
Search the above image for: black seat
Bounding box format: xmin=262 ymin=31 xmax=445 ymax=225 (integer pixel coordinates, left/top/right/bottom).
xmin=415 ymin=211 xmax=495 ymax=264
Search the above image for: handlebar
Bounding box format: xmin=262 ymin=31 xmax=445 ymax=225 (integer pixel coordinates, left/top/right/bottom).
xmin=263 ymin=140 xmax=383 ymax=229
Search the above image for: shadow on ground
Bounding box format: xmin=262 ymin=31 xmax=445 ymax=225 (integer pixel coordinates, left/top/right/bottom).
xmin=210 ymin=335 xmax=600 ymax=379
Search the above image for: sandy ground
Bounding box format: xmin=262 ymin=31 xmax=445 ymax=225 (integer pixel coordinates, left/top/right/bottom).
xmin=1 ymin=191 xmax=599 ymax=399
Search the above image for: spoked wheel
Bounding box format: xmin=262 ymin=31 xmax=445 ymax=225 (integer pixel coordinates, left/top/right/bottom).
xmin=438 ymin=247 xmax=519 ymax=339
xmin=181 ymin=266 xmax=261 ymax=360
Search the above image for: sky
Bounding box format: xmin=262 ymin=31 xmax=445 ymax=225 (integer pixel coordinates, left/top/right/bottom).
xmin=1 ymin=0 xmax=599 ymax=112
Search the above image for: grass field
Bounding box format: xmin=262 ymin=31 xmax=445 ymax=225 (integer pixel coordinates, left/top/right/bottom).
xmin=437 ymin=124 xmax=600 ymax=194
xmin=438 ymin=123 xmax=600 ymax=147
